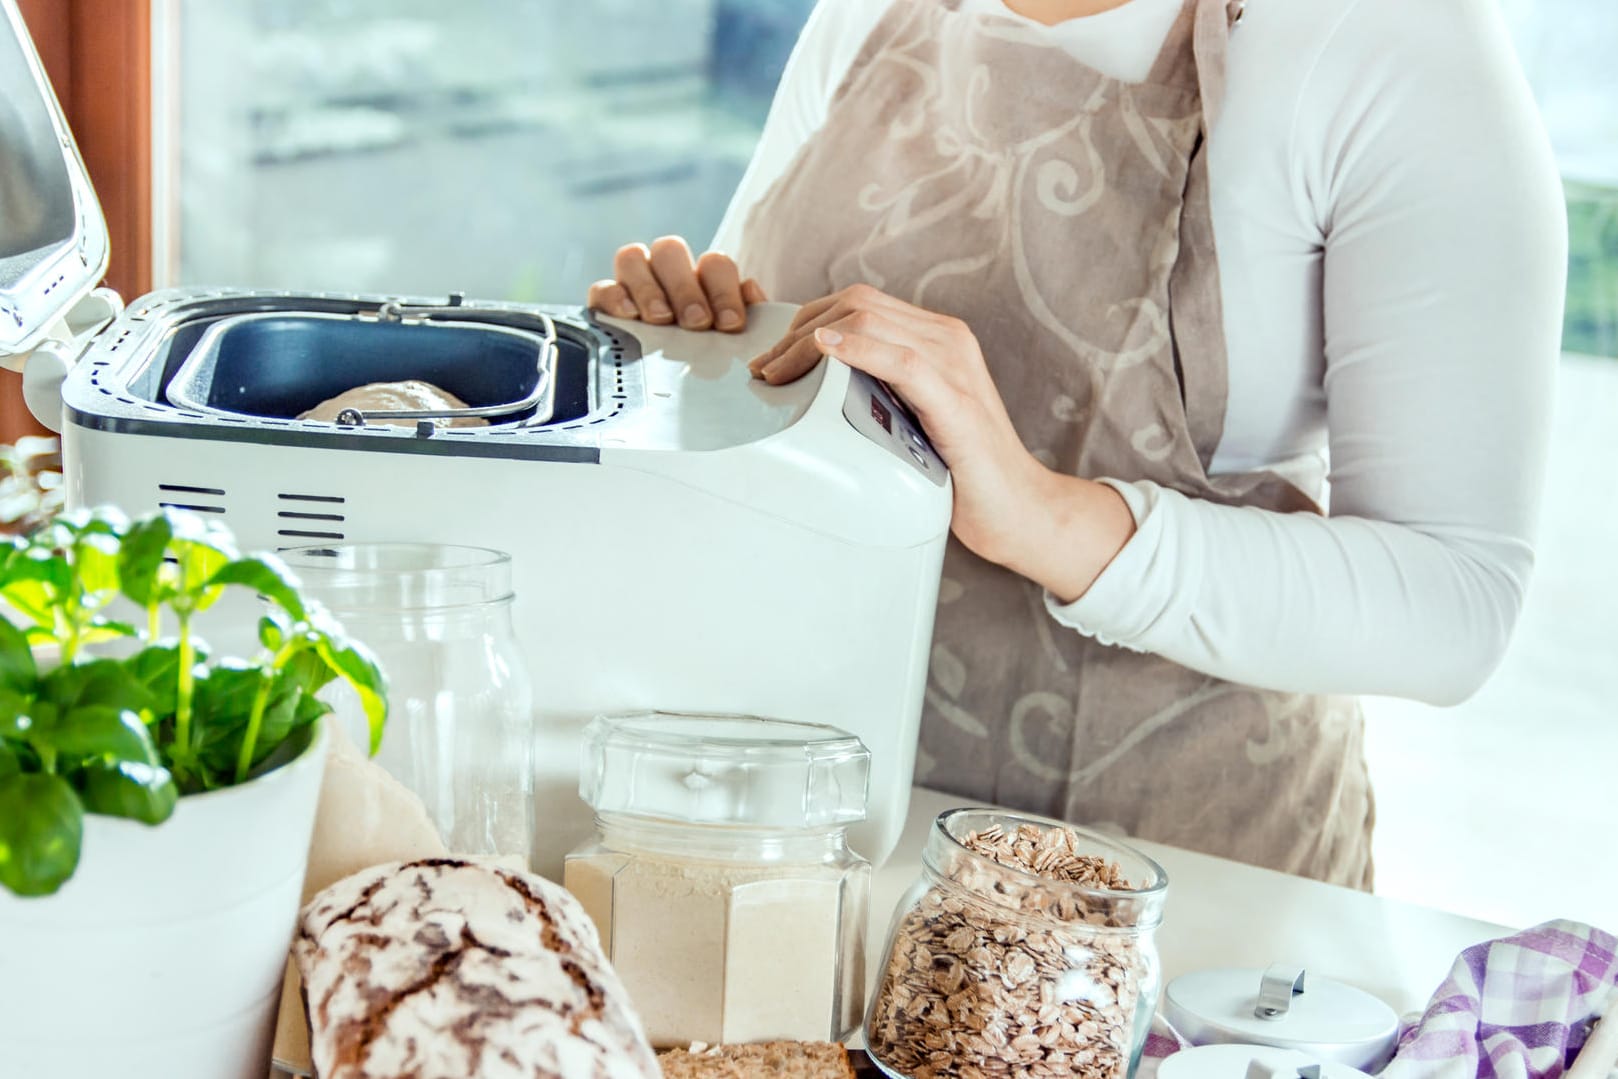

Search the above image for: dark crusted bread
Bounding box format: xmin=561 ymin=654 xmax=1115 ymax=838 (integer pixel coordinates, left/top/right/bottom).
xmin=657 ymin=1043 xmax=858 ymax=1078
xmin=294 ymin=857 xmax=659 ymax=1079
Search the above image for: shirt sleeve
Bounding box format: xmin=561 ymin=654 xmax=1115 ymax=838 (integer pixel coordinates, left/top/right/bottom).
xmin=709 ymin=0 xmax=885 ymax=260
xmin=1047 ymin=0 xmax=1567 ymax=706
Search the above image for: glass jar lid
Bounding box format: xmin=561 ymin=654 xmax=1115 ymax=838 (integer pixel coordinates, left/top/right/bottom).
xmin=1162 ymin=966 xmax=1399 ymax=1071
xmin=580 ymin=713 xmax=870 ymax=830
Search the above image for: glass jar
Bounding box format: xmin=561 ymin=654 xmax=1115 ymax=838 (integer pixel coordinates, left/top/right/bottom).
xmin=280 ymin=543 xmax=534 ymax=864
xmin=867 ymin=808 xmax=1168 ymax=1079
xmin=563 ymin=713 xmax=872 ymax=1050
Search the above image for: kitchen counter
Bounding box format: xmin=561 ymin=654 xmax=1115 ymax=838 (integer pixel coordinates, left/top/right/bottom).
xmin=271 ymin=788 xmax=1509 ymax=1076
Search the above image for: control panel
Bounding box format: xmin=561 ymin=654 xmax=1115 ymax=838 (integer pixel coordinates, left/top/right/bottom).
xmin=840 ymin=367 xmax=947 ymax=486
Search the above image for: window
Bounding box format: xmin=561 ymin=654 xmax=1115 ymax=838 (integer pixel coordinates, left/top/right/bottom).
xmin=1503 ymin=0 xmax=1618 ymax=357
xmin=155 ymin=0 xmax=817 ymax=300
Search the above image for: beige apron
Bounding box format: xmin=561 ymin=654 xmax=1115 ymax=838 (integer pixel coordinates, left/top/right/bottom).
xmin=740 ymin=0 xmax=1375 ymax=887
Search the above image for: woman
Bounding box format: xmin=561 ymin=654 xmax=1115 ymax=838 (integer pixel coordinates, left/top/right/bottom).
xmin=587 ymin=0 xmax=1565 ymax=887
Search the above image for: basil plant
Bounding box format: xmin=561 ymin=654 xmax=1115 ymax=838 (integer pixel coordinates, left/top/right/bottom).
xmin=0 ymin=507 xmax=387 ymax=898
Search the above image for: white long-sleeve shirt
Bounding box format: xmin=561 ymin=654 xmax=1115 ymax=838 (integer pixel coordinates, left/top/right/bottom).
xmin=713 ymin=0 xmax=1566 ymax=706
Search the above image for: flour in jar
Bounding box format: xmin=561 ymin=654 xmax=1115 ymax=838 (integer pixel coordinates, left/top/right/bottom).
xmin=564 ymin=853 xmax=859 ymax=1049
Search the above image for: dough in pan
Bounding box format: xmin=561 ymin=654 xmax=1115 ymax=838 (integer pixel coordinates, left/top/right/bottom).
xmin=299 ymin=380 xmax=490 ymax=428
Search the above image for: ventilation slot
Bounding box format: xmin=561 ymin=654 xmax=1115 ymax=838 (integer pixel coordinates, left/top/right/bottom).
xmin=158 ymin=483 xmax=226 ymax=516
xmin=277 ymin=493 xmax=346 ymax=544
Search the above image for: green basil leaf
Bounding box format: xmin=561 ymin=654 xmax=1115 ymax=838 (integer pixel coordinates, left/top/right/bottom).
xmin=0 ymin=616 xmax=37 ymax=694
xmin=312 ymin=636 xmax=387 ymax=755
xmin=206 ymin=556 xmax=306 ymax=621
xmin=189 ymin=663 xmax=262 ymax=736
xmin=0 ymin=740 xmax=19 ymax=778
xmin=201 ymin=679 xmax=299 ymax=777
xmin=282 ymin=646 xmax=338 ymax=697
xmin=78 ymin=759 xmax=178 ymax=825
xmin=126 ymin=644 xmax=182 ymax=718
xmin=167 ymin=514 xmax=238 ymax=612
xmin=293 ymin=692 xmax=332 ymax=728
xmin=258 ymin=612 xmax=286 ymax=652
xmin=39 ymin=706 xmax=158 ymax=767
xmin=0 ymin=551 xmax=67 ymax=629
xmin=72 ymin=530 xmax=122 ymax=600
xmin=117 ymin=513 xmax=174 ymax=606
xmin=0 ymin=772 xmax=83 ymax=897
xmin=42 ymin=659 xmax=158 ymax=717
xmin=0 ymin=693 xmax=36 ymax=739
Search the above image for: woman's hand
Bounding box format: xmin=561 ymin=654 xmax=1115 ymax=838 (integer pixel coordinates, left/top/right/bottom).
xmin=587 ymin=237 xmax=768 ymax=333
xmin=750 ymin=284 xmax=1135 ymax=601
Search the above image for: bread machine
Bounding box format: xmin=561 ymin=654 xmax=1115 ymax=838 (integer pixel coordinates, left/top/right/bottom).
xmin=0 ymin=0 xmax=952 ymax=874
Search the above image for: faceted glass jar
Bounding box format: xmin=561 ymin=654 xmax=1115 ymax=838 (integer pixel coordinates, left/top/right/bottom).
xmin=280 ymin=543 xmax=534 ymax=864
xmin=563 ymin=713 xmax=873 ymax=1050
xmin=867 ymin=808 xmax=1168 ymax=1079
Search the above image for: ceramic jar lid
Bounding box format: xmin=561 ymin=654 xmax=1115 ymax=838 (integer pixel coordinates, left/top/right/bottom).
xmin=1162 ymin=964 xmax=1400 ymax=1072
xmin=1158 ymin=1044 xmax=1377 ymax=1079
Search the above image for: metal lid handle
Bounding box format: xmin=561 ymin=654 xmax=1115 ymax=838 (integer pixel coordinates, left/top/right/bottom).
xmin=1256 ymin=964 xmax=1308 ymax=1019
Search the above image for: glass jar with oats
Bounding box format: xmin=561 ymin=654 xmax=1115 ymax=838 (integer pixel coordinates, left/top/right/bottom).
xmin=866 ymin=809 xmax=1168 ymax=1079
xmin=563 ymin=713 xmax=872 ymax=1050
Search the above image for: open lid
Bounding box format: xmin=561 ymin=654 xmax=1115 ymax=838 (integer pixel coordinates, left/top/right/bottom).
xmin=0 ymin=0 xmax=112 ymax=368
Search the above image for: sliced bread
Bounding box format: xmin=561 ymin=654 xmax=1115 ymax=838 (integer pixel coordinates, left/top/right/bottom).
xmin=657 ymin=1042 xmax=857 ymax=1078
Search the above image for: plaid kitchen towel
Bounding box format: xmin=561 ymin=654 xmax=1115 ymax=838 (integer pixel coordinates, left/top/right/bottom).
xmin=1382 ymin=920 xmax=1618 ymax=1079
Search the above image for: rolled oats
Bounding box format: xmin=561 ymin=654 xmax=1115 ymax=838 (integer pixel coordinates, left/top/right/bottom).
xmin=868 ymin=819 xmax=1159 ymax=1079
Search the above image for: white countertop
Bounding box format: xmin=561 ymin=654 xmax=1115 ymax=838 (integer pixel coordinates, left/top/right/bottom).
xmin=879 ymin=788 xmax=1509 ymax=1016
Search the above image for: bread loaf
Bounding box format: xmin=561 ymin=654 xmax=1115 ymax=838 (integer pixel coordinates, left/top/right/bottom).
xmin=295 ymin=858 xmax=658 ymax=1079
xmin=657 ymin=1042 xmax=858 ymax=1078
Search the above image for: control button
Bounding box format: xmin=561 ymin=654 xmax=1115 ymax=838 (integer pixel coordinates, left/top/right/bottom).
xmin=870 ymin=394 xmax=892 ymax=433
xmin=907 ymin=444 xmax=929 ymax=468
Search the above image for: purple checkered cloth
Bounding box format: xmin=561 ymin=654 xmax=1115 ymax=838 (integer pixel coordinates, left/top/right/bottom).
xmin=1135 ymin=920 xmax=1617 ymax=1078
xmin=1382 ymin=920 xmax=1618 ymax=1079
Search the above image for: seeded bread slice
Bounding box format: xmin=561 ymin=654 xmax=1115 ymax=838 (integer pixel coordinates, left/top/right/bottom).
xmin=657 ymin=1042 xmax=857 ymax=1078
xmin=295 ymin=858 xmax=658 ymax=1079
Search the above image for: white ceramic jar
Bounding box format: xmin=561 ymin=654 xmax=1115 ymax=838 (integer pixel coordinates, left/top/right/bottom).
xmin=0 ymin=722 xmax=328 ymax=1079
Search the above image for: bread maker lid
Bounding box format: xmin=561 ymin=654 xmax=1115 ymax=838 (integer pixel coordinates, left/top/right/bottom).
xmin=0 ymin=0 xmax=112 ymax=366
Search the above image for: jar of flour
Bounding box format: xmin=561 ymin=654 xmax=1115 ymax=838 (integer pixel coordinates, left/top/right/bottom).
xmin=563 ymin=713 xmax=872 ymax=1050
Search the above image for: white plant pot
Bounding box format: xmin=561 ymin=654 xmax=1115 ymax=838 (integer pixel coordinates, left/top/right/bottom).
xmin=0 ymin=721 xmax=329 ymax=1079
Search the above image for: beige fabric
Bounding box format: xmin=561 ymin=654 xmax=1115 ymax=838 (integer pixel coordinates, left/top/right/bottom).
xmin=740 ymin=0 xmax=1374 ymax=886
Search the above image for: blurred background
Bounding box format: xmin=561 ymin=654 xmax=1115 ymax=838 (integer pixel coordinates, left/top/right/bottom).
xmin=6 ymin=0 xmax=1615 ymax=928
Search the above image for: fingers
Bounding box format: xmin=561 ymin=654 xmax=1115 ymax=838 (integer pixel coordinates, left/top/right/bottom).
xmin=696 ymin=252 xmax=747 ymax=333
xmin=753 ymin=285 xmax=927 ymax=380
xmin=587 ymin=279 xmax=639 ymax=319
xmin=741 ymin=278 xmax=769 ymax=306
xmin=812 ymin=323 xmax=951 ymax=418
xmin=788 ymin=283 xmax=904 ymax=332
xmin=649 ymin=236 xmax=713 ymax=330
xmin=758 ymin=332 xmax=830 ymax=385
xmin=749 ymin=301 xmax=852 ymax=376
xmin=614 ymin=244 xmax=674 ymax=324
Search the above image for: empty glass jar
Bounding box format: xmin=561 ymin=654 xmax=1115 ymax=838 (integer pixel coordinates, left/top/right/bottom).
xmin=280 ymin=543 xmax=534 ymax=864
xmin=867 ymin=808 xmax=1168 ymax=1079
xmin=564 ymin=713 xmax=872 ymax=1049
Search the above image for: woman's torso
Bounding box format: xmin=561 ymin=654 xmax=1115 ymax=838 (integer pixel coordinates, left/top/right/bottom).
xmin=715 ymin=0 xmax=1367 ymax=493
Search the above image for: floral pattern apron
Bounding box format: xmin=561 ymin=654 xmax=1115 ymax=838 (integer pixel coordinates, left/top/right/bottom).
xmin=739 ymin=0 xmax=1375 ymax=886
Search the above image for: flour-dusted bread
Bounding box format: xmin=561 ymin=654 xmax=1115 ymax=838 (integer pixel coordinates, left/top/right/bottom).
xmin=657 ymin=1043 xmax=859 ymax=1078
xmin=273 ymin=721 xmax=449 ymax=1073
xmin=298 ymin=380 xmax=489 ymax=428
xmin=295 ymin=858 xmax=659 ymax=1079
